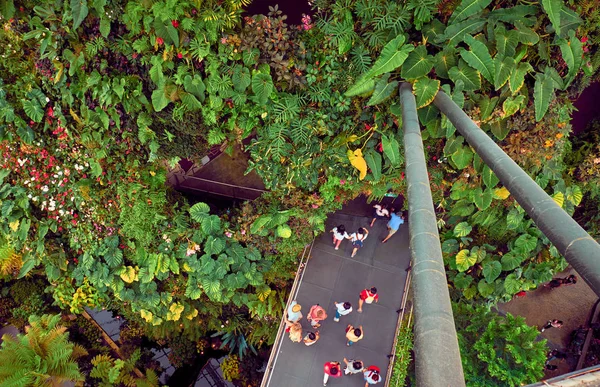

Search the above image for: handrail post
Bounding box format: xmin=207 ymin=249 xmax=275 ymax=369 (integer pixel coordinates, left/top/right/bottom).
xmin=433 ymin=90 xmax=600 ymax=297
xmin=400 ymin=83 xmax=466 ymax=387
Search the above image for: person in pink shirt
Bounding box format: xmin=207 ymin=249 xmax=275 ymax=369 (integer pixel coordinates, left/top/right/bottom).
xmin=307 ymin=304 xmax=328 ymax=328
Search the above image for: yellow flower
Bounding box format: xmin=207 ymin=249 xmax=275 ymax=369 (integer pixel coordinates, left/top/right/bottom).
xmin=556 ymin=133 xmax=563 ymax=139
xmin=544 ymin=140 xmax=554 ymax=148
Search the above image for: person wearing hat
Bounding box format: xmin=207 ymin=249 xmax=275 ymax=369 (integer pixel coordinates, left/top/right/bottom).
xmin=287 ymin=300 xmax=303 ymax=323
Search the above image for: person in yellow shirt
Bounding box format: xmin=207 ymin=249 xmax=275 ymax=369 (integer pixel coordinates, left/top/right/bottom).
xmin=345 ymin=324 xmax=364 ymax=346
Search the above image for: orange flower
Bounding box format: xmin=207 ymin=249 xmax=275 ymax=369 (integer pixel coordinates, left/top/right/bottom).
xmin=556 ymin=133 xmax=563 ymax=139
xmin=544 ymin=140 xmax=554 ymax=148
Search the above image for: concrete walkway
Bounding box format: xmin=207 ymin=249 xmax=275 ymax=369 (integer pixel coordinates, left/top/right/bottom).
xmin=267 ymin=209 xmax=411 ymax=386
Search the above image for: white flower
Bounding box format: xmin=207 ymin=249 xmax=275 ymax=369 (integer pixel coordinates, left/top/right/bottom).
xmin=186 ymin=248 xmax=196 ymax=256
xmin=42 ymin=185 xmax=49 ymax=192
xmin=45 ymin=97 xmax=50 ymax=103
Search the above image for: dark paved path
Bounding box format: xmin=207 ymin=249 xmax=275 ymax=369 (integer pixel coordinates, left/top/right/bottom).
xmin=267 ymin=208 xmax=411 ymax=387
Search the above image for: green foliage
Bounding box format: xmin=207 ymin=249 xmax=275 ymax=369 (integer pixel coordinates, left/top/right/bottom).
xmin=0 ymin=314 xmax=87 ymax=386
xmin=389 ymin=316 xmax=413 ymax=386
xmin=454 ymin=304 xmax=547 ymax=386
xmin=91 ymin=350 xmax=159 ymax=387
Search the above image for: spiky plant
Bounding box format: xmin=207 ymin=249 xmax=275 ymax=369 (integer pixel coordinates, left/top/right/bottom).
xmin=0 ymin=314 xmax=87 ymax=386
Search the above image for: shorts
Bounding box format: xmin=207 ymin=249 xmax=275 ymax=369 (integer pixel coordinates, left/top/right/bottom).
xmin=387 ymin=227 xmax=398 ymax=235
xmin=373 ymin=211 xmax=388 ymax=220
xmin=352 ymin=240 xmax=364 ymax=248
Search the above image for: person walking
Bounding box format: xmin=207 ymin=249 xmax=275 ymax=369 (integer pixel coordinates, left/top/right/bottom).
xmin=346 ymin=324 xmax=364 ymax=346
xmin=343 ymin=358 xmax=364 ymax=375
xmin=382 ymin=211 xmax=404 ymax=244
xmin=303 ymin=331 xmax=320 ymax=346
xmin=323 ymin=361 xmax=342 ymax=386
xmin=307 ymin=304 xmax=328 ymax=328
xmin=331 ymin=225 xmax=349 ymax=250
xmin=370 ymin=204 xmax=390 ymax=227
xmin=357 ymin=287 xmax=379 ymax=313
xmin=333 ymin=301 xmax=352 ymax=322
xmin=287 ymin=300 xmax=302 ymax=323
xmin=363 ymin=365 xmax=381 ymax=386
xmin=350 ymin=227 xmax=369 ymax=258
xmin=541 ymin=319 xmax=564 ymax=332
xmin=288 ymin=321 xmax=303 ymax=343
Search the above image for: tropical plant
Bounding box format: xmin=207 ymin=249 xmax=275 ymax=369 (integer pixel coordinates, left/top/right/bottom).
xmin=90 ymin=349 xmax=159 ymax=387
xmin=0 ymin=314 xmax=87 ymax=386
xmin=453 ymin=303 xmax=547 ymax=386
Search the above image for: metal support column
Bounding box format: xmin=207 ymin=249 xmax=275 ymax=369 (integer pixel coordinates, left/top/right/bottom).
xmin=400 ymin=83 xmax=466 ymax=387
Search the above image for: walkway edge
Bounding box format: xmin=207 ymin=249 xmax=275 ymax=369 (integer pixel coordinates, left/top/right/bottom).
xmin=260 ymin=238 xmax=315 ymax=387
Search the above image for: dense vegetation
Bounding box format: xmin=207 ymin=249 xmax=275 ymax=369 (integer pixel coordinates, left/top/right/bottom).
xmin=0 ymin=0 xmax=599 ymax=385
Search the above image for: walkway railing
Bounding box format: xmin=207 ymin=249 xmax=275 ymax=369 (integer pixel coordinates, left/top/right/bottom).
xmin=385 ymin=266 xmax=413 ymax=387
xmin=260 ymin=239 xmax=315 ymax=387
xmin=169 ymin=173 xmax=267 ymax=201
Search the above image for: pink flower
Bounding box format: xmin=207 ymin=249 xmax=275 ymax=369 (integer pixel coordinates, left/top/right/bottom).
xmin=301 ymin=14 xmax=313 ymax=30
xmin=581 ymin=36 xmax=588 ymax=43
xmin=156 ymin=37 xmax=164 ymax=45
xmin=312 ymin=204 xmax=319 ymax=209
xmin=177 ymin=53 xmax=183 ymax=59
xmin=220 ymin=37 xmax=227 ymax=44
xmin=225 ymin=231 xmax=233 ymax=238
xmin=340 ymin=180 xmax=346 ymax=185
xmin=241 ymin=229 xmax=246 ymax=235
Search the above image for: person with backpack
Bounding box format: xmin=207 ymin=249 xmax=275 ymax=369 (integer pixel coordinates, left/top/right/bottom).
xmin=349 ymin=227 xmax=369 ymax=258
xmin=363 ymin=365 xmax=381 ymax=385
xmin=357 ymin=287 xmax=379 ymax=313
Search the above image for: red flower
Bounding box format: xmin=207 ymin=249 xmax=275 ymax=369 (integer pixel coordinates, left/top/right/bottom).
xmin=177 ymin=52 xmax=183 ymax=59
xmin=581 ymin=36 xmax=588 ymax=43
xmin=156 ymin=37 xmax=164 ymax=45
xmin=47 ymin=106 xmax=54 ymax=118
xmin=433 ymin=156 xmax=437 ymax=160
xmin=171 ymin=20 xmax=179 ymax=28
xmin=364 ymin=123 xmax=373 ymax=131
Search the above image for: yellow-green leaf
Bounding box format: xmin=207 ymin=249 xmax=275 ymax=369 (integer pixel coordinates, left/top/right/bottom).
xmin=552 ymin=191 xmax=564 ymax=207
xmin=413 ymin=77 xmax=440 ymax=109
xmin=494 ymin=187 xmax=510 ymax=199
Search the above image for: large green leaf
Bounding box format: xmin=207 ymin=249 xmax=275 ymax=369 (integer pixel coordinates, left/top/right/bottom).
xmin=22 ymin=100 xmax=43 ymax=123
xmin=277 ymin=224 xmax=292 ymax=238
xmin=413 ymin=77 xmax=440 ymax=109
xmin=495 ymin=25 xmax=519 ymax=58
xmin=154 ymin=20 xmax=178 ymax=47
xmin=449 ymin=0 xmax=493 ymax=23
xmin=513 ymin=21 xmax=539 ymax=45
xmin=558 ymin=7 xmax=582 ymax=38
xmin=454 ymin=221 xmax=472 ymax=237
xmin=559 ymin=30 xmax=583 ymax=89
xmin=401 ymin=45 xmax=434 ymax=80
xmin=502 ymin=94 xmax=526 ymax=118
xmin=449 ymin=60 xmax=481 ymax=91
xmin=0 ymin=0 xmax=15 ymax=19
xmin=418 ymin=104 xmax=440 ymax=126
xmin=201 ymin=215 xmax=222 ymax=235
xmin=460 ymin=35 xmax=495 ymax=84
xmin=507 ymin=208 xmax=524 ymax=230
xmin=515 ymin=234 xmax=538 ymax=253
xmin=482 ymin=165 xmax=499 ymax=188
xmin=504 ymin=273 xmax=522 ymax=295
xmin=493 ymin=56 xmax=515 ymax=90
xmin=501 ymin=252 xmax=521 ymax=271
xmin=422 ymin=20 xmax=446 ymax=44
xmin=184 ymin=75 xmax=206 ymax=101
xmin=189 ymin=202 xmax=210 ymax=222
xmin=456 ymin=249 xmax=477 ymax=272
xmin=366 ymin=35 xmax=414 ymax=78
xmin=473 ymin=187 xmax=493 ymax=210
xmin=479 ymin=95 xmax=498 ymax=121
xmin=151 ymin=84 xmax=170 ymax=112
xmin=364 ymin=149 xmax=382 ymax=181
xmin=478 ymin=280 xmax=495 ymax=297
xmin=367 ymin=74 xmax=398 ymax=106
xmin=489 ymin=5 xmax=539 ymax=24
xmin=534 ymin=72 xmax=555 ymax=121
xmin=345 ymin=74 xmax=376 ymax=97
xmin=250 ymin=214 xmax=272 ymax=235
xmin=483 ymin=261 xmax=502 ymax=283
xmin=232 ymin=66 xmax=251 ymax=92
xmin=251 ymin=72 xmax=274 ymax=105
xmin=71 ymin=0 xmax=89 ymax=30
xmin=541 ymin=0 xmax=562 ymax=36
xmin=434 ymin=48 xmax=457 ymax=79
xmin=509 ymin=62 xmax=533 ymax=95
xmin=452 ymin=145 xmax=473 ymax=170
xmin=453 ymin=272 xmax=473 ymax=289
xmin=381 ymin=134 xmax=401 ymax=167
xmin=439 ymin=18 xmax=486 ymax=46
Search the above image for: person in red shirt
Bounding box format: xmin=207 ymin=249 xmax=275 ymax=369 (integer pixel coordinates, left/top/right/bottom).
xmin=357 ymin=287 xmax=379 ymax=313
xmin=307 ymin=304 xmax=328 ymax=328
xmin=323 ymin=361 xmax=342 ymax=386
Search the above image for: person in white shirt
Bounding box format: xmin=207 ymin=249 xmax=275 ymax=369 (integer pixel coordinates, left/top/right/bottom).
xmin=330 ymin=225 xmax=349 ymax=250
xmin=333 ymin=301 xmax=352 ymax=322
xmin=349 ymin=227 xmax=369 ymax=258
xmin=370 ymin=204 xmax=390 ymax=227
